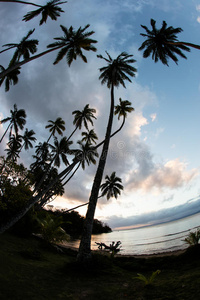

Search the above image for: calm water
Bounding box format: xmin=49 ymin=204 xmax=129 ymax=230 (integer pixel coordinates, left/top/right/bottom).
xmin=65 ymin=212 xmax=200 ymax=255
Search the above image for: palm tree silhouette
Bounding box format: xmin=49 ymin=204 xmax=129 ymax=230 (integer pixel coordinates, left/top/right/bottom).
xmin=99 ymin=172 xmax=123 ymax=200
xmin=47 ymin=24 xmax=97 ymax=66
xmin=94 ymin=98 xmax=134 ymax=149
xmin=22 ymin=0 xmax=67 ymax=25
xmin=0 ymin=104 xmax=26 ymax=143
xmin=1 ymin=0 xmax=67 ymax=25
xmin=50 ymin=136 xmax=72 ymax=168
xmin=20 ymin=128 xmax=36 ymax=151
xmin=0 ymin=24 xmax=97 ymax=81
xmin=45 ymin=117 xmax=65 ymax=143
xmin=0 ymin=65 xmax=21 ymax=91
xmin=5 ymin=134 xmax=22 ymax=162
xmin=67 ymin=104 xmax=97 ymax=142
xmin=81 ymin=129 xmax=98 ymax=144
xmin=1 ymin=29 xmax=38 ymax=64
xmin=78 ymin=51 xmax=137 ymax=263
xmin=138 ymin=19 xmax=200 ymax=66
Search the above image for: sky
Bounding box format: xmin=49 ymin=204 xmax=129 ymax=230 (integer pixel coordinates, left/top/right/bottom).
xmin=0 ymin=0 xmax=200 ymax=230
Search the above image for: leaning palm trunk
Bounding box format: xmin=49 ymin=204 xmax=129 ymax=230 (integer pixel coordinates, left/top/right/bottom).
xmin=0 ymin=159 xmax=79 ymax=234
xmin=0 ymin=46 xmax=62 ymax=79
xmin=166 ymin=41 xmax=200 ymax=50
xmin=77 ymin=84 xmax=114 ymax=263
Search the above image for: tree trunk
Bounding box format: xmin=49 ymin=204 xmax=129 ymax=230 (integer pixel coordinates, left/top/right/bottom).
xmin=0 ymin=46 xmax=62 ymax=79
xmin=167 ymin=41 xmax=200 ymax=50
xmin=77 ymin=84 xmax=115 ymax=264
xmin=0 ymin=123 xmax=11 ymax=143
xmin=0 ymin=159 xmax=79 ymax=234
xmin=0 ymin=1 xmax=42 ymax=7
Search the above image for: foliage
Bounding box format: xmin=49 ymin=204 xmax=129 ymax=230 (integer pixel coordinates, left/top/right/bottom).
xmin=35 ymin=213 xmax=70 ymax=244
xmin=134 ymin=270 xmax=161 ymax=286
xmin=139 ymin=18 xmax=190 ymax=65
xmin=184 ymin=228 xmax=200 ymax=246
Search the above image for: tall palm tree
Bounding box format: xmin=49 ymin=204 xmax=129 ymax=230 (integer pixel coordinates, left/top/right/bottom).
xmin=1 ymin=29 xmax=38 ymax=63
xmin=73 ymin=140 xmax=98 ymax=171
xmin=138 ymin=19 xmax=197 ymax=66
xmin=47 ymin=24 xmax=97 ymax=66
xmin=99 ymin=172 xmax=123 ymax=200
xmin=0 ymin=24 xmax=97 ymax=82
xmin=20 ymin=128 xmax=36 ymax=151
xmin=22 ymin=0 xmax=67 ymax=25
xmin=61 ymin=171 xmax=123 ymax=214
xmin=81 ymin=129 xmax=98 ymax=145
xmin=50 ymin=136 xmax=72 ymax=168
xmin=67 ymin=104 xmax=97 ymax=142
xmin=0 ymin=65 xmax=21 ymax=92
xmin=0 ymin=104 xmax=26 ymax=143
xmin=77 ymin=51 xmax=137 ymax=263
xmin=45 ymin=117 xmax=65 ymax=143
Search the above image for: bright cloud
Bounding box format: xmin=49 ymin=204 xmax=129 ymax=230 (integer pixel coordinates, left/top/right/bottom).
xmin=127 ymin=158 xmax=198 ymax=193
xmin=150 ymin=113 xmax=157 ymax=122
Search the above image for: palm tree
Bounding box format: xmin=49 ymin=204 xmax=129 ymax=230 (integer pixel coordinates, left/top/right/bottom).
xmin=94 ymin=98 xmax=134 ymax=149
xmin=20 ymin=128 xmax=36 ymax=151
xmin=60 ymin=140 xmax=99 ymax=187
xmin=81 ymin=129 xmax=98 ymax=145
xmin=63 ymin=172 xmax=123 ymax=214
xmin=138 ymin=19 xmax=197 ymax=66
xmin=77 ymin=51 xmax=137 ymax=263
xmin=0 ymin=24 xmax=97 ymax=82
xmin=1 ymin=29 xmax=38 ymax=64
xmin=1 ymin=0 xmax=67 ymax=26
xmin=50 ymin=136 xmax=72 ymax=168
xmin=67 ymin=104 xmax=97 ymax=142
xmin=0 ymin=104 xmax=26 ymax=143
xmin=184 ymin=228 xmax=200 ymax=246
xmin=99 ymin=172 xmax=123 ymax=200
xmin=22 ymin=0 xmax=67 ymax=25
xmin=47 ymin=24 xmax=97 ymax=66
xmin=45 ymin=117 xmax=65 ymax=143
xmin=0 ymin=65 xmax=21 ymax=92
xmin=5 ymin=134 xmax=22 ymax=162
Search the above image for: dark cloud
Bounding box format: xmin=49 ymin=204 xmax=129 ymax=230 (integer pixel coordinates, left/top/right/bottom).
xmin=107 ymin=197 xmax=200 ymax=229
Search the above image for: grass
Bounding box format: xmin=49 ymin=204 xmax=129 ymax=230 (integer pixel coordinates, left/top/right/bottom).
xmin=1 ymin=232 xmax=200 ymax=299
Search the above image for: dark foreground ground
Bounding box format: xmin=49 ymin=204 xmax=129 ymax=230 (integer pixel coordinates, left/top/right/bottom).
xmin=0 ymin=232 xmax=200 ymax=300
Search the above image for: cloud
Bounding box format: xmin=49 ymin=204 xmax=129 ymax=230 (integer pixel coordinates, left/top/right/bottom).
xmin=107 ymin=197 xmax=200 ymax=229
xmin=150 ymin=113 xmax=157 ymax=122
xmin=127 ymin=158 xmax=199 ymax=193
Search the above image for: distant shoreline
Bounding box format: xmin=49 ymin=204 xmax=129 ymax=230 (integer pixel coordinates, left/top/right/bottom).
xmin=113 ymin=210 xmax=200 ymax=232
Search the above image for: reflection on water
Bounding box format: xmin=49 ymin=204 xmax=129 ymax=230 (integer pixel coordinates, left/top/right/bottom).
xmin=64 ymin=212 xmax=200 ymax=255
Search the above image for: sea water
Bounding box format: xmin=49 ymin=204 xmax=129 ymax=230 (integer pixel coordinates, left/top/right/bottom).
xmin=65 ymin=212 xmax=200 ymax=255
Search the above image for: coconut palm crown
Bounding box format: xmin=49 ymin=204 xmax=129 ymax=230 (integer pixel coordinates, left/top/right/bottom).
xmin=139 ymin=19 xmax=191 ymax=66
xmin=47 ymin=24 xmax=97 ymax=66
xmin=100 ymin=172 xmax=123 ymax=200
xmin=22 ymin=0 xmax=67 ymax=25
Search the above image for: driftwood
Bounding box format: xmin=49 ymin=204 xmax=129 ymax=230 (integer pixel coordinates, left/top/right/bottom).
xmin=95 ymin=241 xmax=121 ymax=252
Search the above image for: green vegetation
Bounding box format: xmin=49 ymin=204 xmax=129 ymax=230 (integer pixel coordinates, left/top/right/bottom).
xmin=1 ymin=232 xmax=200 ymax=299
xmin=134 ymin=270 xmax=161 ymax=286
xmin=184 ymin=228 xmax=200 ymax=246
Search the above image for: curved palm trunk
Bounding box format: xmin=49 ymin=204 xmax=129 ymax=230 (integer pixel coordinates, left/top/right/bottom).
xmin=93 ymin=115 xmax=125 ymax=150
xmin=0 ymin=159 xmax=79 ymax=234
xmin=0 ymin=122 xmax=11 ymax=143
xmin=77 ymin=84 xmax=115 ymax=263
xmin=0 ymin=0 xmax=42 ymax=7
xmin=0 ymin=46 xmax=63 ymax=79
xmin=66 ymin=127 xmax=78 ymax=143
xmin=166 ymin=41 xmax=200 ymax=50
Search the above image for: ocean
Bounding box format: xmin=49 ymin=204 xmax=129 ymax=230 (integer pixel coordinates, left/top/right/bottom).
xmin=65 ymin=212 xmax=200 ymax=255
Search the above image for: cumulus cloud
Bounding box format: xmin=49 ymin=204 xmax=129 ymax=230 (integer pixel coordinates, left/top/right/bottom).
xmin=127 ymin=158 xmax=199 ymax=193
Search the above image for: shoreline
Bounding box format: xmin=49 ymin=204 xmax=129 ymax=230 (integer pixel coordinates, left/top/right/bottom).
xmin=59 ymin=242 xmax=188 ymax=259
